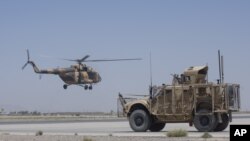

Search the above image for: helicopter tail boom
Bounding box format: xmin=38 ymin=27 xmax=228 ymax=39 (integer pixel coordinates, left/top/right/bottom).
xmin=22 ymin=50 xmax=75 ymax=74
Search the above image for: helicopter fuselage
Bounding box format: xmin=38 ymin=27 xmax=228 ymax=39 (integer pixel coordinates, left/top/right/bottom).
xmin=29 ymin=61 xmax=101 ymax=85
xmin=58 ymin=68 xmax=102 ymax=85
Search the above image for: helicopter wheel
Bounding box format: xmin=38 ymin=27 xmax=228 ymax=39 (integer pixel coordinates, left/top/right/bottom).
xmin=63 ymin=84 xmax=68 ymax=89
xmin=84 ymin=85 xmax=88 ymax=90
xmin=89 ymin=85 xmax=93 ymax=90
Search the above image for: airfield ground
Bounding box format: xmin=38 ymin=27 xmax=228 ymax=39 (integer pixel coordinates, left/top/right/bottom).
xmin=0 ymin=113 xmax=249 ymax=141
xmin=0 ymin=135 xmax=229 ymax=141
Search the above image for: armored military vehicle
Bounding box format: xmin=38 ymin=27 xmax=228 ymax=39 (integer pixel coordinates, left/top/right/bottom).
xmin=118 ymin=52 xmax=240 ymax=132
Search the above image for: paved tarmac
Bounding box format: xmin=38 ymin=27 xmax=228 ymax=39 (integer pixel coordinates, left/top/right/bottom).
xmin=0 ymin=114 xmax=249 ymax=138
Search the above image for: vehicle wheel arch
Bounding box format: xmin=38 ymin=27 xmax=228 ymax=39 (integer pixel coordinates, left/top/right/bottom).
xmin=128 ymin=103 xmax=150 ymax=117
xmin=192 ymin=102 xmax=211 ymax=117
xmin=196 ymin=101 xmax=212 ymax=111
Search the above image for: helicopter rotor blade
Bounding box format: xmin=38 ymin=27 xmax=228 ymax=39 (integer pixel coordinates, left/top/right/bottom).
xmin=63 ymin=56 xmax=141 ymax=63
xmin=84 ymin=58 xmax=142 ymax=62
xmin=63 ymin=55 xmax=90 ymax=63
xmin=62 ymin=59 xmax=75 ymax=62
xmin=80 ymin=55 xmax=90 ymax=62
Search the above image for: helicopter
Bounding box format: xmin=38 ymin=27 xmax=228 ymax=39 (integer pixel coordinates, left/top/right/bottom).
xmin=22 ymin=50 xmax=141 ymax=90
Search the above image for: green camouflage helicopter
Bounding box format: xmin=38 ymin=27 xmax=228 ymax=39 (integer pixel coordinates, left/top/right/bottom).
xmin=22 ymin=50 xmax=141 ymax=90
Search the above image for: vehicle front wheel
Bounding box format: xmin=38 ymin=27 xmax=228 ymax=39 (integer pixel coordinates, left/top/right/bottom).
xmin=129 ymin=109 xmax=151 ymax=132
xmin=149 ymin=122 xmax=166 ymax=132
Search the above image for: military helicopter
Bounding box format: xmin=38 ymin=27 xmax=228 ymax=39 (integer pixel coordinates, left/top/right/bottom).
xmin=22 ymin=50 xmax=141 ymax=90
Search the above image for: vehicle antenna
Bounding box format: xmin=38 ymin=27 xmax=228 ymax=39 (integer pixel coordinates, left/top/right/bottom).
xmin=149 ymin=52 xmax=153 ymax=99
xmin=221 ymin=55 xmax=224 ymax=84
xmin=218 ymin=50 xmax=221 ymax=84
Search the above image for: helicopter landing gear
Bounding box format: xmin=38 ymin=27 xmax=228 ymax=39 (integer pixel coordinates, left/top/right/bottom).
xmin=63 ymin=84 xmax=92 ymax=90
xmin=84 ymin=85 xmax=92 ymax=90
xmin=89 ymin=85 xmax=93 ymax=90
xmin=84 ymin=85 xmax=88 ymax=90
xmin=63 ymin=84 xmax=68 ymax=89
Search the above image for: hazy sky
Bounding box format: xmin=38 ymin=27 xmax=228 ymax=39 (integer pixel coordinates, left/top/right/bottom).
xmin=0 ymin=0 xmax=249 ymax=112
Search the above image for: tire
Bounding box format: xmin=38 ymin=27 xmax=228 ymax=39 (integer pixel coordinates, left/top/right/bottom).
xmin=149 ymin=123 xmax=166 ymax=132
xmin=193 ymin=109 xmax=218 ymax=132
xmin=214 ymin=114 xmax=229 ymax=131
xmin=129 ymin=109 xmax=151 ymax=132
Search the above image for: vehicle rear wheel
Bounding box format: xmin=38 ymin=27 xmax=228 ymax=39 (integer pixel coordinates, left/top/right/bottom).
xmin=193 ymin=109 xmax=218 ymax=132
xmin=129 ymin=109 xmax=151 ymax=132
xmin=149 ymin=122 xmax=166 ymax=132
xmin=214 ymin=113 xmax=229 ymax=131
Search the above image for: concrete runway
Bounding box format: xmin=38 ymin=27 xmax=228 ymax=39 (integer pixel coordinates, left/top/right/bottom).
xmin=0 ymin=114 xmax=249 ymax=138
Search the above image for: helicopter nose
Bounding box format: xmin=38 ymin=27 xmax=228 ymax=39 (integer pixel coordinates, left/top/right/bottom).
xmin=98 ymin=74 xmax=102 ymax=82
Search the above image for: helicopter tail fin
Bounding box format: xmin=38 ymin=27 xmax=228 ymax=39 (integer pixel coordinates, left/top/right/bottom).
xmin=22 ymin=49 xmax=40 ymax=73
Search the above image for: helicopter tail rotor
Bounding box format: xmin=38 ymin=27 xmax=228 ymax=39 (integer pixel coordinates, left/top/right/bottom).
xmin=22 ymin=49 xmax=30 ymax=70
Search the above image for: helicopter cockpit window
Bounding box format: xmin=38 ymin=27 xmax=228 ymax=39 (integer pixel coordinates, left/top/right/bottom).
xmin=83 ymin=67 xmax=88 ymax=71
